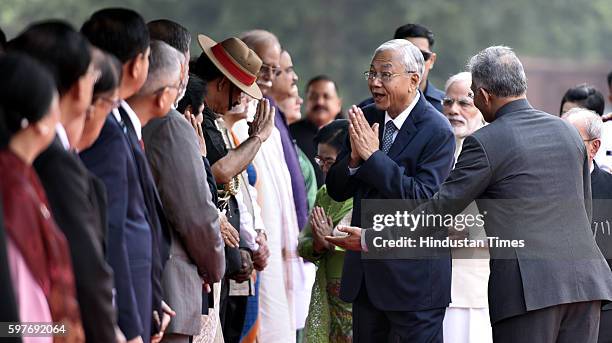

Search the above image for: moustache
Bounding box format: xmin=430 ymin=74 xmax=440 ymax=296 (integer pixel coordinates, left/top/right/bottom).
xmin=312 ymin=105 xmax=328 ymax=113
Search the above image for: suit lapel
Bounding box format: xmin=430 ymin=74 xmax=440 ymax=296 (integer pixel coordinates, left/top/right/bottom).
xmin=387 ymin=116 xmax=418 ymax=159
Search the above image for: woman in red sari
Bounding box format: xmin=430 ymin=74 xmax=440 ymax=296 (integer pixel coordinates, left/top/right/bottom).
xmin=0 ymin=53 xmax=84 ymax=343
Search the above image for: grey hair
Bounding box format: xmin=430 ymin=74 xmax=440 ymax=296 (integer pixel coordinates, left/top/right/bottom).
xmin=467 ymin=46 xmax=527 ymax=98
xmin=563 ymin=107 xmax=603 ymax=140
xmin=373 ymin=39 xmax=424 ymax=80
xmin=238 ymin=29 xmax=281 ymax=50
xmin=138 ymin=40 xmax=182 ymax=95
xmin=444 ymin=72 xmax=472 ymax=93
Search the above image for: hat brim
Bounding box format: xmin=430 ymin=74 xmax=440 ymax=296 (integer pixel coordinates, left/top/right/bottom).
xmin=198 ymin=34 xmax=263 ymax=100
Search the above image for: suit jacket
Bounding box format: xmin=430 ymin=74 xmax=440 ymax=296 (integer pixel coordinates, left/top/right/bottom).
xmin=592 ymin=162 xmax=612 ymax=271
xmin=326 ymin=92 xmax=456 ymax=311
xmin=405 ymin=99 xmax=612 ymax=323
xmin=143 ymin=109 xmax=225 ymax=335
xmin=34 ymin=137 xmax=117 ymax=343
xmin=118 ymin=107 xmax=171 ymax=334
xmin=80 ymin=116 xmax=152 ymax=341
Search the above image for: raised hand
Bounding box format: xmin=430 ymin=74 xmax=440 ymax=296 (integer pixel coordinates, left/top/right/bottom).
xmin=348 ymin=105 xmax=379 ymax=161
xmin=248 ymin=98 xmax=275 ymax=142
xmin=311 ymin=206 xmax=334 ymax=253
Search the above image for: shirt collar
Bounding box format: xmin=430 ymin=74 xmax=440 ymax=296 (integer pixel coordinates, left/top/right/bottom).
xmin=495 ymin=98 xmax=532 ymax=119
xmin=55 ymin=123 xmax=70 ymax=150
xmin=113 ymin=100 xmax=142 ymax=140
xmin=384 ymin=91 xmax=420 ymax=129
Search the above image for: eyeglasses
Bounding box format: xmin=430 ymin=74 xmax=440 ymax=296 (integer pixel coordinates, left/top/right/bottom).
xmin=364 ymin=71 xmax=415 ymax=83
xmin=95 ymin=96 xmax=121 ymax=110
xmin=442 ymin=96 xmax=474 ymax=108
xmin=420 ymin=50 xmax=432 ymax=61
xmin=259 ymin=63 xmax=282 ymax=78
xmin=314 ymin=155 xmax=336 ymax=167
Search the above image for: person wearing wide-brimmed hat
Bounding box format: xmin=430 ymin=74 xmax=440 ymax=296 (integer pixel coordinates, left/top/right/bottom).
xmin=191 ymin=34 xmax=275 ymax=342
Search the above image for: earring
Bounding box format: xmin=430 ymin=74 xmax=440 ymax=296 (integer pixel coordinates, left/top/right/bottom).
xmin=20 ymin=118 xmax=29 ymax=129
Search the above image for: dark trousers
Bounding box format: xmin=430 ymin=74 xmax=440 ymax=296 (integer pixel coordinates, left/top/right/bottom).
xmin=219 ymin=278 xmax=248 ymax=343
xmin=353 ymin=284 xmax=445 ymax=342
xmin=599 ymin=309 xmax=612 ymax=343
xmin=492 ymin=301 xmax=601 ymax=343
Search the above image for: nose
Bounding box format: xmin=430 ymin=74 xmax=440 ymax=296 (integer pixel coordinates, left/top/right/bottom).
xmin=369 ymin=77 xmax=383 ymax=88
xmin=449 ymin=101 xmax=461 ymax=115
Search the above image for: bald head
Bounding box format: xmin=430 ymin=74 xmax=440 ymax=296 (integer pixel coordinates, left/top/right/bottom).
xmin=563 ymin=107 xmax=602 ymax=164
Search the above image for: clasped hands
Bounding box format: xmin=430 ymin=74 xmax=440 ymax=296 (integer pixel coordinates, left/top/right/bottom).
xmin=348 ymin=105 xmax=380 ymax=168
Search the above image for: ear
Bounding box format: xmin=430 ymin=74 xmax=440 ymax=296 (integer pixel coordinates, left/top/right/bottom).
xmin=480 ymin=88 xmax=491 ymax=105
xmin=217 ymin=77 xmax=228 ymax=92
xmin=66 ymin=81 xmax=82 ymax=103
xmin=428 ymin=52 xmax=437 ymax=69
xmin=592 ymin=138 xmax=602 ymax=156
xmin=155 ymin=88 xmax=170 ymax=110
xmin=411 ymin=73 xmax=421 ymax=92
xmin=128 ymin=57 xmax=140 ymax=80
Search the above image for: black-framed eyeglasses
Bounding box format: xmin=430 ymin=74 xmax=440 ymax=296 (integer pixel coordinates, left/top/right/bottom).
xmin=364 ymin=71 xmax=415 ymax=83
xmin=420 ymin=50 xmax=432 ymax=61
xmin=441 ymin=96 xmax=474 ymax=108
xmin=314 ymin=155 xmax=336 ymax=167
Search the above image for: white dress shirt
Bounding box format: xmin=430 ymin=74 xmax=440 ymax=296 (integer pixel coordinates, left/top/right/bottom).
xmin=113 ymin=100 xmax=142 ymax=140
xmin=595 ymin=121 xmax=612 ymax=173
xmin=349 ymin=91 xmax=420 ymax=175
xmin=55 ymin=123 xmax=70 ymax=150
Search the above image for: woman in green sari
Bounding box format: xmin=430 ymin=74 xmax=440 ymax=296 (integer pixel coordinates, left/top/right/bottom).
xmin=298 ymin=120 xmax=353 ymax=343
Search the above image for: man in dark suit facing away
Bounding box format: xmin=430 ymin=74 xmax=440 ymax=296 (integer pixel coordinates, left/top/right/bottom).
xmin=564 ymin=108 xmax=612 ymax=343
xmin=325 ymin=39 xmax=456 ymax=342
xmin=331 ymin=46 xmax=612 ymax=343
xmin=80 ymin=8 xmax=158 ymax=343
xmin=8 ymin=21 xmax=119 ymax=343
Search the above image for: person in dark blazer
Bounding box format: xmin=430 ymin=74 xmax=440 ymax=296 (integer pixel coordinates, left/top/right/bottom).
xmin=131 ymin=40 xmax=225 ymax=343
xmin=563 ymin=108 xmax=612 ymax=343
xmin=325 ymin=39 xmax=456 ymax=342
xmin=333 ymin=46 xmax=612 ymax=343
xmin=80 ymin=8 xmax=157 ymax=343
xmin=8 ymin=22 xmax=118 ymax=343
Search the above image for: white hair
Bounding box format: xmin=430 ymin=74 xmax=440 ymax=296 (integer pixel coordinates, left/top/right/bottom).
xmin=467 ymin=46 xmax=527 ymax=97
xmin=373 ymin=39 xmax=424 ymax=80
xmin=444 ymin=72 xmax=472 ymax=92
xmin=562 ymin=107 xmax=603 ymax=140
xmin=138 ymin=40 xmax=182 ymax=95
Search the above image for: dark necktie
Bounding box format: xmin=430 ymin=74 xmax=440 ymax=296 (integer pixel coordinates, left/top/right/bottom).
xmin=382 ymin=120 xmax=397 ymax=154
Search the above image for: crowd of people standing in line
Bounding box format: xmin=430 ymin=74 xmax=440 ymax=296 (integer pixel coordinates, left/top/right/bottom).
xmin=1 ymin=8 xmax=612 ymax=343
